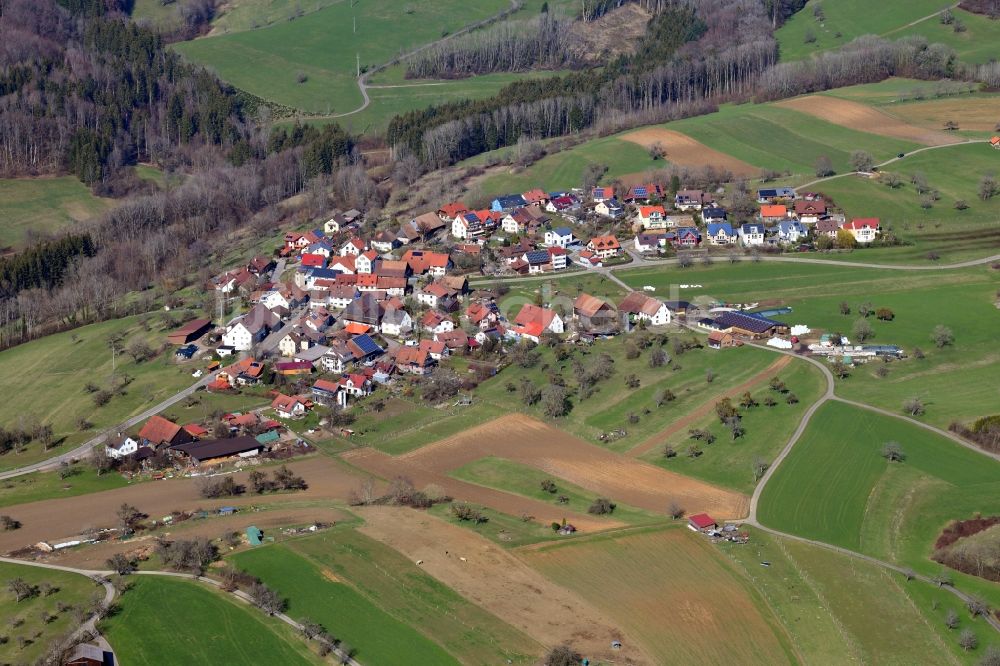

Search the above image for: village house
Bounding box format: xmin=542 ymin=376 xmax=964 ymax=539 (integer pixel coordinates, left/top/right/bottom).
xmin=323 ymin=212 xmax=345 ymax=235
xmin=587 ymin=235 xmax=621 ymax=260
xmin=326 ymin=284 xmax=359 ymax=310
xmin=674 ymin=189 xmax=710 ymax=211
xmin=591 ymin=185 xmax=615 ymax=202
xmin=355 ymin=250 xmax=378 ymax=274
xmin=438 ymin=202 xmax=468 ymax=221
xmin=544 ymin=227 xmax=575 ymax=248
xmin=272 ymin=393 xmax=308 ymax=419
xmin=380 ymin=308 xmax=413 ymax=337
xmin=707 ymin=330 xmax=739 ymax=349
xmin=757 ymin=187 xmax=795 ymax=203
xmin=491 ymin=194 xmax=528 ymax=212
xmin=421 ymin=309 xmax=455 ymax=335
xmin=738 ymin=223 xmax=766 ymax=247
xmin=215 ymin=357 xmax=266 ymax=388
xmin=634 ymin=231 xmax=668 ymax=253
xmin=842 ymin=218 xmax=880 ymax=243
xmin=815 ymin=218 xmax=840 ymax=239
xmin=466 ymin=300 xmax=500 ymax=330
xmin=370 ymin=230 xmax=399 ymax=253
xmin=777 ymin=220 xmax=808 ymax=244
xmin=416 ymin=281 xmax=455 ymax=309
xmin=545 ymin=194 xmax=580 ymax=214
xmin=759 ymin=204 xmax=789 ymax=223
xmin=594 ymin=198 xmax=624 ymax=219
xmin=340 ymin=237 xmax=366 ymax=256
xmin=706 ymin=222 xmax=737 ymax=245
xmin=701 ymin=206 xmax=727 ymax=224
xmin=402 ymin=250 xmax=451 ymax=277
xmin=501 ymin=206 xmax=549 ymax=236
xmin=395 ymin=345 xmax=435 ymax=375
xmin=222 ymin=303 xmax=281 ymax=351
xmin=794 ymin=199 xmax=827 ymax=224
xmin=522 ymin=188 xmax=549 ymax=206
xmin=106 ymin=434 xmax=141 ymax=459
xmin=669 ymin=227 xmax=701 ymax=248
xmin=636 ymin=205 xmax=665 ymax=229
xmin=623 ymin=183 xmax=662 ymax=203
xmin=278 ymin=329 xmax=310 ymax=357
xmin=618 ymin=292 xmax=671 ymax=326
xmin=341 ymin=293 xmax=385 ymax=328
xmin=509 ymin=303 xmax=564 ymax=343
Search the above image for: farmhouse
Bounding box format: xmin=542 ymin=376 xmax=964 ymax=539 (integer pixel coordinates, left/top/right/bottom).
xmin=510 ymin=303 xmax=563 ymax=342
xmin=138 ymin=415 xmax=193 ymax=449
xmin=707 ymin=331 xmax=739 ymax=349
xmin=618 ymin=292 xmax=671 ymax=326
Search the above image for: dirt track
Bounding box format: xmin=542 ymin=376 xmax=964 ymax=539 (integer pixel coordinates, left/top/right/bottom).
xmin=626 ymin=356 xmax=792 ymax=458
xmin=775 ymin=96 xmax=962 ymax=146
xmin=0 ymin=456 xmax=366 ymax=555
xmin=620 ymin=128 xmax=758 ymax=176
xmin=356 ymin=506 xmax=654 ymax=665
xmin=346 ymin=414 xmax=749 ymax=520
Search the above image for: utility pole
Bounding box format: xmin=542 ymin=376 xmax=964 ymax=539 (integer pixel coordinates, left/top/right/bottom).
xmin=353 ymin=15 xmax=356 ymax=33
xmin=356 ymin=53 xmax=360 ymax=78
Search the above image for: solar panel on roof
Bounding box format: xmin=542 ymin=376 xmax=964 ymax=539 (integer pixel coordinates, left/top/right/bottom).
xmin=634 ymin=187 xmax=647 ymax=196
xmin=352 ymin=334 xmax=383 ymax=355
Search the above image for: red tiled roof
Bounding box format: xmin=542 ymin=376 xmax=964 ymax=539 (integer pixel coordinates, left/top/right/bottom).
xmin=138 ymin=415 xmax=184 ymax=445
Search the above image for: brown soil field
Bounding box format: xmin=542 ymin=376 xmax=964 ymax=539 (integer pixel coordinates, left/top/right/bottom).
xmin=627 ymin=356 xmax=791 ymax=458
xmin=885 ymin=97 xmax=1000 ymax=133
xmin=619 ymin=128 xmax=758 ymax=176
xmin=345 ymin=414 xmax=749 ymax=519
xmin=0 ymin=456 xmax=366 ymax=556
xmin=356 ymin=505 xmax=655 ymax=664
xmin=53 ymin=506 xmax=347 ymax=569
xmin=775 ymin=96 xmax=963 ymax=145
xmin=522 ymin=527 xmax=794 ymax=665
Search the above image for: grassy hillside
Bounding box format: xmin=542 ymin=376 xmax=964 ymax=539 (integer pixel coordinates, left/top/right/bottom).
xmin=102 ymin=576 xmax=318 ymax=664
xmin=893 ymin=8 xmax=1000 ymax=64
xmin=174 ymin=0 xmax=509 ymax=114
xmin=0 ymin=177 xmax=112 ymax=250
xmin=721 ymin=529 xmax=988 ymax=664
xmin=0 ymin=563 xmax=98 ymax=664
xmin=0 ymin=315 xmax=198 ymax=471
xmin=776 ymin=0 xmax=956 ymax=61
xmin=758 ymin=402 xmax=1000 ymax=591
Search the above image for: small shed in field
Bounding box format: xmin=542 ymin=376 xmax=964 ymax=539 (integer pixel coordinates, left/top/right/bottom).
xmin=246 ymin=526 xmax=264 ymax=546
xmin=688 ymin=513 xmax=717 ymax=532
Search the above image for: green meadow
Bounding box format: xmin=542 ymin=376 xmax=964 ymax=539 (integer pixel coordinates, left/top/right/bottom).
xmin=0 ymin=562 xmax=99 ymax=664
xmin=895 ymin=8 xmax=1000 ymax=64
xmin=647 ymin=360 xmax=827 ymax=493
xmin=0 ymin=177 xmax=112 ymax=249
xmin=720 ymin=529 xmax=988 ymax=664
xmin=776 ymin=0 xmax=956 ymax=61
xmin=102 ymin=576 xmax=318 ymax=664
xmin=0 ymin=315 xmax=198 ymax=471
xmin=174 ymin=0 xmax=508 ymax=114
xmin=758 ymin=401 xmax=1000 ymax=605
xmin=667 ymin=102 xmax=919 ymax=179
xmin=233 ymin=530 xmax=538 ymax=664
xmin=450 ymin=456 xmax=661 ymax=525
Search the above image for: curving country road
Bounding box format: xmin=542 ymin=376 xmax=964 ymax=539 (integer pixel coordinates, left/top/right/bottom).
xmin=0 ymin=371 xmax=219 ymax=482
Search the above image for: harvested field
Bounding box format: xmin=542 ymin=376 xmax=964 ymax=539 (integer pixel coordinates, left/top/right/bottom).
xmin=626 ymin=355 xmax=792 ymax=458
xmin=0 ymin=456 xmax=366 ymax=555
xmin=522 ymin=527 xmax=795 ymax=665
xmin=619 ymin=128 xmax=758 ymax=176
xmin=775 ymin=96 xmax=962 ymax=146
xmin=886 ymin=97 xmax=1000 ymax=133
xmin=345 ymin=414 xmax=749 ymax=519
xmin=356 ymin=506 xmax=654 ymax=664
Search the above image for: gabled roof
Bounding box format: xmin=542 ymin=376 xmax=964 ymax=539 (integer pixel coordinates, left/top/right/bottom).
xmin=551 ymin=226 xmax=573 ymax=237
xmin=844 ymin=217 xmax=879 ymax=230
xmin=794 ymin=199 xmax=827 ymax=214
xmin=494 ymin=194 xmax=527 ymax=208
xmin=524 ymin=250 xmax=550 ymax=265
xmin=438 ymin=202 xmax=468 ymax=218
xmin=271 ymin=393 xmax=304 ymax=412
xmin=514 ymin=303 xmax=558 ymax=329
xmin=588 ymin=235 xmax=620 ymax=251
xmin=638 ymin=205 xmax=665 ymax=218
xmin=715 ymin=311 xmax=782 ymax=334
xmin=618 ymin=292 xmax=664 ymax=317
xmin=702 ymin=206 xmax=727 ymax=220
xmin=138 ymin=415 xmax=184 ymax=445
xmin=591 ymin=186 xmax=614 ymax=199
xmin=707 ymin=222 xmax=734 ymax=236
xmin=688 ymin=513 xmax=716 ymax=529
xmin=574 ymin=293 xmax=612 ymax=318
xmin=522 ymin=188 xmax=548 ymax=204
xmin=740 ymin=223 xmax=765 ymax=234
xmin=760 ymin=204 xmax=787 ymax=217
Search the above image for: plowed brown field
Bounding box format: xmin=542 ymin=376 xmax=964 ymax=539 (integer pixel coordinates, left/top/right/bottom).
xmin=357 ymin=505 xmax=655 ymax=664
xmin=345 ymin=414 xmax=749 ymax=519
xmin=619 ymin=128 xmax=758 ymax=175
xmin=775 ymin=96 xmax=962 ymax=146
xmin=522 ymin=527 xmax=794 ymax=665
xmin=0 ymin=456 xmax=366 ymax=555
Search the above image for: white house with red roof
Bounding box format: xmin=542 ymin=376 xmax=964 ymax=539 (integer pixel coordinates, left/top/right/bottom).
xmin=687 ymin=513 xmax=717 ymax=532
xmin=340 ymin=238 xmax=366 ymax=256
xmin=636 ymin=205 xmax=666 ymax=229
xmin=355 ymin=250 xmax=378 ymax=274
xmin=272 ymin=393 xmax=308 ymax=419
xmin=842 ymin=218 xmax=880 ymax=244
xmin=587 ymin=235 xmax=621 ymax=259
xmin=509 ymin=304 xmax=563 ymax=343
